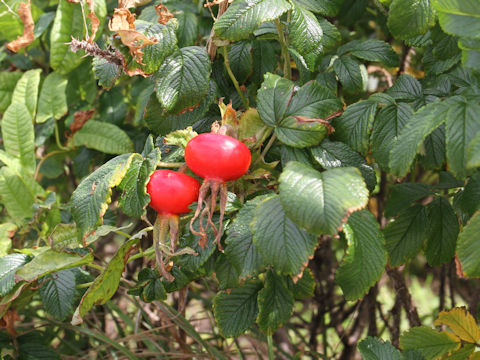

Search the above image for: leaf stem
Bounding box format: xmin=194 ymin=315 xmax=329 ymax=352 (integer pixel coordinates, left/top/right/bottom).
xmin=157 ymin=161 xmax=185 ymax=168
xmin=221 ymin=46 xmax=249 ymax=109
xmin=87 ymin=263 xmax=105 ymax=272
xmin=54 ymin=120 xmax=69 ymax=151
xmin=254 ymin=133 xmax=277 ymax=166
xmin=275 ymin=19 xmax=291 ymax=80
xmin=76 ymin=281 xmax=93 ymax=289
xmin=34 ymin=149 xmax=66 ymax=181
xmin=267 ymin=335 xmax=274 ymax=360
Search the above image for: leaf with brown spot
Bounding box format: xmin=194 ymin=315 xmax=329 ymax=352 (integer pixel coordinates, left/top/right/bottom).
xmin=6 ymin=1 xmax=34 ymax=53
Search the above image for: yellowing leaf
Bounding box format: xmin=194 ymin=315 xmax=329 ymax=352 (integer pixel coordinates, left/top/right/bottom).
xmin=434 ymin=307 xmax=480 ymax=344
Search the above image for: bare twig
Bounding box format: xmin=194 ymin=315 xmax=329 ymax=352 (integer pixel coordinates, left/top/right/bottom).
xmin=386 ymin=267 xmax=421 ymax=327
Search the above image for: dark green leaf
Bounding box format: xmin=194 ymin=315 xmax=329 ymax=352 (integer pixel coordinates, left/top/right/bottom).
xmin=18 ymin=342 xmax=61 ymax=360
xmin=333 ymin=55 xmax=368 ymax=92
xmin=39 ymin=268 xmax=76 ymax=320
xmin=213 ymin=280 xmax=263 ymax=337
xmin=338 ymin=40 xmax=399 ymax=67
xmin=288 ymin=267 xmax=315 ymax=300
xmin=467 ymin=132 xmax=480 ymax=169
xmin=358 ymin=337 xmax=402 ymax=360
xmin=252 ymin=195 xmax=317 ymax=275
xmin=419 ymin=126 xmax=446 ymax=170
xmin=228 ymin=41 xmax=253 ymax=84
xmin=387 ymin=0 xmax=436 ymax=40
xmin=384 ymin=205 xmax=427 ymax=266
xmin=292 ymin=0 xmax=343 ymax=16
xmin=93 ymin=58 xmax=122 ymax=90
xmin=279 ymin=162 xmax=369 ymax=235
xmin=336 ymin=210 xmax=386 ymax=300
xmin=385 ymin=183 xmax=432 ymax=218
xmin=386 ymin=74 xmax=422 ymax=101
xmin=424 ymin=197 xmax=459 ymax=266
xmin=400 ymin=326 xmax=460 ymax=360
xmin=0 ymin=254 xmax=29 ymax=296
xmin=257 ymin=271 xmax=294 ymax=335
xmin=456 ymin=172 xmax=480 ymax=219
xmin=215 ymin=254 xmax=239 ymax=290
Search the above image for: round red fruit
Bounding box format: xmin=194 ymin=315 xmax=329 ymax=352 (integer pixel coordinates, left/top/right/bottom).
xmin=146 ymin=170 xmax=200 ymax=215
xmin=185 ymin=133 xmax=251 ymax=182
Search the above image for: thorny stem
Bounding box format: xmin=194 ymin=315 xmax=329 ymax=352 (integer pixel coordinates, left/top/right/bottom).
xmin=221 ymin=46 xmax=249 ymax=109
xmin=275 ymin=19 xmax=291 ymax=80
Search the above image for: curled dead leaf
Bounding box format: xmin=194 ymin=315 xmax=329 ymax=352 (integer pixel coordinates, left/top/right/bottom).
xmin=70 ymin=109 xmax=95 ymax=135
xmin=6 ymin=1 xmax=34 ymax=53
xmin=86 ymin=0 xmax=100 ymax=43
xmin=118 ymin=0 xmax=151 ymax=8
xmin=0 ymin=310 xmax=19 ymax=336
xmin=155 ymin=4 xmax=174 ymax=25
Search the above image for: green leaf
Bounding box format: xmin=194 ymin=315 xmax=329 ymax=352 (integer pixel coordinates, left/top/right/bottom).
xmin=141 ymin=270 xmax=167 ymax=302
xmin=434 ymin=0 xmax=480 ymax=39
xmin=257 ymin=74 xmax=342 ymax=148
xmin=0 ymin=223 xmax=16 ymax=257
xmin=385 ymin=183 xmax=432 ymax=218
xmin=252 ymin=195 xmax=317 ymax=275
xmin=0 ymin=71 xmax=22 ymax=113
xmin=279 ymin=162 xmax=369 ymax=235
xmin=15 ymin=250 xmax=93 ymax=282
xmin=332 ymin=100 xmax=377 ymax=155
xmin=136 ymin=20 xmax=178 ymax=74
xmin=333 ymin=55 xmax=368 ymax=92
xmin=387 ymin=0 xmax=436 ymax=40
xmin=71 ymin=153 xmax=136 ymax=236
xmin=118 ymin=137 xmax=160 ymax=218
xmin=358 ymin=337 xmax=402 ymax=360
xmin=92 ymin=58 xmax=121 ymax=90
xmin=0 ymin=167 xmax=36 ymax=222
xmin=457 ymin=212 xmax=480 ymax=277
xmin=387 ymin=74 xmax=422 ymax=101
xmin=154 ymin=46 xmax=211 ymax=113
xmin=338 ymin=40 xmax=399 ymax=67
xmin=215 ymin=254 xmax=240 ymax=290
xmin=213 ymin=0 xmax=291 ymax=41
xmin=257 ymin=271 xmax=294 ymax=335
xmin=225 ymin=196 xmax=267 ymax=279
xmin=18 ymin=342 xmax=61 ymax=360
xmin=34 ymin=11 xmax=56 ymax=39
xmin=456 ymin=172 xmax=480 ymax=219
xmin=389 ymin=101 xmax=450 ymax=177
xmin=467 ymin=132 xmax=480 ymax=169
xmin=289 ymin=4 xmax=323 ymax=71
xmin=73 ymin=120 xmax=134 ymax=155
xmin=50 ymin=0 xmax=107 ymax=74
xmin=400 ymin=326 xmax=460 ymax=360
xmin=36 ymin=72 xmax=68 ymax=123
xmin=1 ymin=102 xmax=35 ymax=174
xmin=71 ymin=238 xmax=138 ymax=325
xmin=174 ymin=10 xmax=198 ymax=47
xmin=39 ymin=268 xmax=76 ymax=320
xmin=213 ymin=280 xmax=263 ymax=337
xmin=228 ymin=41 xmax=253 ymax=84
xmin=292 ymin=0 xmax=343 ymax=16
xmin=0 ymin=254 xmax=30 ymax=296
xmin=319 ymin=18 xmax=341 ymax=51
xmin=49 ymin=223 xmax=81 ymax=251
xmin=424 ymin=197 xmax=459 ymax=266
xmin=372 ymin=103 xmax=413 ymax=170
xmin=288 ymin=267 xmax=315 ymax=299
xmin=419 ymin=126 xmax=446 ymax=170
xmin=336 ymin=210 xmax=387 ymax=300
xmin=384 ymin=205 xmax=427 ymax=266
xmin=445 ymin=96 xmax=480 ymax=179
xmin=11 ymin=69 xmax=41 ymax=118
xmin=311 ymin=139 xmax=377 ymax=191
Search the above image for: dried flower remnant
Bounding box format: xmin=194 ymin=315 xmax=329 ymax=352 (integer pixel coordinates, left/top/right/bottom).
xmin=6 ymin=0 xmax=34 ymax=53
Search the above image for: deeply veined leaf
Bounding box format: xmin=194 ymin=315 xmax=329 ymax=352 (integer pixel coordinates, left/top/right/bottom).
xmin=50 ymin=0 xmax=107 ymax=74
xmin=385 ymin=183 xmax=432 ymax=219
xmin=1 ymin=102 xmax=35 ymax=174
xmin=11 ymin=69 xmax=41 ymax=118
xmin=387 ymin=0 xmax=436 ymax=40
xmin=71 ymin=153 xmax=136 ymax=236
xmin=332 ymin=100 xmax=377 ymax=155
xmin=71 ymin=238 xmax=138 ymax=325
xmin=228 ymin=41 xmax=253 ymax=84
xmin=336 ymin=210 xmax=387 ymax=301
xmin=445 ymin=96 xmax=480 ymax=179
xmin=0 ymin=223 xmax=17 ymax=257
xmin=455 ymin=172 xmax=480 ymax=219
xmin=434 ymin=307 xmax=480 ymax=344
xmin=93 ymin=58 xmax=122 ymax=90
xmin=0 ymin=254 xmax=30 ymax=296
xmin=36 ymin=72 xmax=68 ymax=123
xmin=15 ymin=250 xmax=93 ymax=282
xmin=279 ymin=162 xmax=369 ymax=235
xmin=384 ymin=205 xmax=427 ymax=267
xmin=338 ymin=40 xmax=399 ymax=67
xmin=424 ymin=197 xmax=459 ymax=266
xmin=387 ymin=74 xmax=423 ymax=101
xmin=358 ymin=337 xmax=402 ymax=360
xmin=311 ymin=139 xmax=377 ymax=191
xmin=154 ymin=46 xmax=211 ymax=113
xmin=257 ymin=73 xmax=342 ymax=148
xmin=225 ymin=196 xmax=268 ymax=279
xmin=0 ymin=71 xmax=22 ymax=113
xmin=457 ymin=212 xmax=480 ymax=277
xmin=400 ymin=326 xmax=460 ymax=360
xmin=48 ymin=223 xmax=82 ymax=252
xmin=118 ymin=136 xmax=160 ymax=218
xmin=215 ymin=254 xmax=240 ymax=290
xmin=73 ymin=120 xmax=134 ymax=155
xmin=213 ymin=0 xmax=291 ymax=41
xmin=213 ymin=280 xmax=263 ymax=337
xmin=288 ymin=268 xmax=315 ymax=300
xmin=292 ymin=0 xmax=343 ymax=16
xmin=389 ymin=101 xmax=450 ymax=177
xmin=0 ymin=167 xmax=36 ymax=222
xmin=251 ymin=195 xmax=317 ymax=275
xmin=333 ymin=55 xmax=368 ymax=92
xmin=39 ymin=268 xmax=76 ymax=320
xmin=256 ymin=271 xmax=294 ymax=335
xmin=433 ymin=0 xmax=480 ymax=39
xmin=288 ymin=4 xmax=323 ymax=71
xmin=371 ymin=103 xmax=413 ymax=170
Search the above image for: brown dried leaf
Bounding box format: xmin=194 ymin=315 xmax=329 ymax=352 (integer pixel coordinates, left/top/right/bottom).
xmin=0 ymin=310 xmax=19 ymax=336
xmin=70 ymin=109 xmax=95 ymax=135
xmin=118 ymin=0 xmax=151 ymax=8
xmin=155 ymin=4 xmax=174 ymax=25
xmin=6 ymin=1 xmax=35 ymax=53
xmin=86 ymin=0 xmax=100 ymax=43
